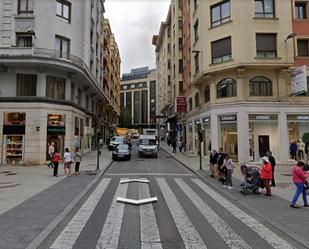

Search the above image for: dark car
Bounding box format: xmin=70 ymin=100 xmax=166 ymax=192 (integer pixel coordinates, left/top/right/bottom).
xmin=112 ymin=143 xmax=131 ymax=161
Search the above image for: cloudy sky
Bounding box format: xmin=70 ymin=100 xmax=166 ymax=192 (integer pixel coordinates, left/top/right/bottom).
xmin=104 ymin=0 xmax=170 ymax=75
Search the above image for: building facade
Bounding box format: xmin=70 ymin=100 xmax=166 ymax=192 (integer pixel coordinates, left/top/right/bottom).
xmin=120 ymin=67 xmax=156 ymax=128
xmin=0 ymin=0 xmax=118 ymax=165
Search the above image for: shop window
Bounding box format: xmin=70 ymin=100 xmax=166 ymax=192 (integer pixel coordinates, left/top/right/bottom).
xmin=297 ymin=39 xmax=309 ymax=57
xmin=211 ymin=0 xmax=230 ymax=27
xmin=211 ymin=36 xmax=232 ymax=64
xmin=255 ymin=0 xmax=275 ymax=18
xmin=189 ymin=97 xmax=193 ymax=111
xmin=16 ymin=74 xmax=37 ymax=96
xmin=204 ymin=85 xmax=210 ymax=103
xmin=195 ymin=93 xmax=200 ymax=108
xmin=249 ymin=76 xmax=272 ymax=96
xmin=217 ymin=78 xmax=237 ymax=98
xmin=56 ymin=0 xmax=71 ymax=23
xmin=74 ymin=116 xmax=79 ymax=136
xmin=295 ymin=2 xmax=307 ymax=19
xmin=4 ymin=112 xmax=26 ymax=125
xmin=256 ymin=33 xmax=277 ymax=58
xmin=18 ymin=0 xmax=33 ymax=14
xmin=16 ymin=33 xmax=32 ymax=47
xmin=46 ymin=76 xmax=65 ymax=99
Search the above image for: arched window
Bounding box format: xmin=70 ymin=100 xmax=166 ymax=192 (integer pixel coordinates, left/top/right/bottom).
xmin=195 ymin=93 xmax=200 ymax=108
xmin=189 ymin=98 xmax=193 ymax=111
xmin=217 ymin=78 xmax=237 ymax=98
xmin=204 ymin=85 xmax=210 ymax=103
xmin=249 ymin=76 xmax=272 ymax=96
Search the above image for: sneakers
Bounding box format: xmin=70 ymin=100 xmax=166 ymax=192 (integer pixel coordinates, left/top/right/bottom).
xmin=228 ymin=186 xmax=234 ymax=189
xmin=304 ymin=204 xmax=309 ymax=207
xmin=290 ymin=204 xmax=299 ymax=208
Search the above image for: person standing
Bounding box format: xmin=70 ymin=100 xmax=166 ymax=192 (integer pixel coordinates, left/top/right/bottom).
xmin=290 ymin=141 xmax=297 ymax=160
xmin=217 ymin=148 xmax=226 ymax=183
xmin=290 ymin=161 xmax=309 ymax=208
xmin=178 ymin=140 xmax=183 ymax=153
xmin=209 ymin=150 xmax=218 ymax=178
xmin=172 ymin=139 xmax=177 ymax=153
xmin=297 ymin=140 xmax=305 ymax=160
xmin=225 ymin=154 xmax=234 ymax=189
xmin=266 ymin=151 xmax=276 ymax=187
xmin=260 ymin=156 xmax=272 ymax=196
xmin=47 ymin=142 xmax=55 ymax=168
xmin=74 ymin=147 xmax=82 ymax=175
xmin=52 ymin=149 xmax=60 ymax=177
xmin=63 ymin=148 xmax=73 ymax=177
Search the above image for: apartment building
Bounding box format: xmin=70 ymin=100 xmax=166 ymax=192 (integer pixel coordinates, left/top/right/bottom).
xmin=0 ymin=0 xmax=113 ymax=165
xmin=120 ymin=67 xmax=156 ymax=128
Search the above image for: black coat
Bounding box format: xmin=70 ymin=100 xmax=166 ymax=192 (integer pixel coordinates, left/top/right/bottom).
xmin=268 ymin=155 xmax=276 ymax=168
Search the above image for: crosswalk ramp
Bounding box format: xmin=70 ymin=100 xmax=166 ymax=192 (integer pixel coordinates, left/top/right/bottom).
xmin=50 ymin=177 xmax=297 ymax=249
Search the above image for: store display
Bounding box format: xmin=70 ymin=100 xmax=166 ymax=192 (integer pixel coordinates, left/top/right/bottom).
xmin=5 ymin=135 xmax=23 ymax=164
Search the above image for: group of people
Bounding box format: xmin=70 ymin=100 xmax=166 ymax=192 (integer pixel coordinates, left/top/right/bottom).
xmin=290 ymin=140 xmax=309 ymax=161
xmin=171 ymin=139 xmax=185 ymax=153
xmin=48 ymin=142 xmax=82 ymax=177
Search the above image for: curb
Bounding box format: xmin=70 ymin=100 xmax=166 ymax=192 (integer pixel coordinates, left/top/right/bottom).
xmin=160 ymin=147 xmax=309 ymax=249
xmin=25 ymin=159 xmax=114 ymax=249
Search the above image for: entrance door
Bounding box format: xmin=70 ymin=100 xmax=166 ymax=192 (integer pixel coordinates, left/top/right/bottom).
xmin=258 ymin=135 xmax=269 ymax=157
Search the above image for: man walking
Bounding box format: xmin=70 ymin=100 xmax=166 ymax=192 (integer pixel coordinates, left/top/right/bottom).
xmin=267 ymin=151 xmax=276 ymax=187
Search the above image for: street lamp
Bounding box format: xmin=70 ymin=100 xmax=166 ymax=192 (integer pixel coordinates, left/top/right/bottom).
xmin=285 ymin=33 xmax=296 ymax=42
xmin=197 ymin=122 xmax=203 ymax=171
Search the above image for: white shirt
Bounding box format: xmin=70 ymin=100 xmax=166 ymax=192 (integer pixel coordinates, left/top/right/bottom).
xmin=63 ymin=152 xmax=72 ymax=163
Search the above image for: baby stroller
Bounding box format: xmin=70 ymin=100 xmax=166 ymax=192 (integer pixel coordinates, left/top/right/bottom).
xmin=240 ymin=164 xmax=262 ymax=195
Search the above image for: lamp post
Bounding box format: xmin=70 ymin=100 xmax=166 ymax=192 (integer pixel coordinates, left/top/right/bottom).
xmin=197 ymin=123 xmax=203 ymax=171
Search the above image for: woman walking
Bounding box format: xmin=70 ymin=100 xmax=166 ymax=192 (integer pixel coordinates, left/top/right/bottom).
xmin=74 ymin=147 xmax=82 ymax=175
xmin=260 ymin=156 xmax=272 ymax=196
xmin=225 ymin=154 xmax=234 ymax=189
xmin=52 ymin=149 xmax=60 ymax=177
xmin=290 ymin=161 xmax=309 ymax=208
xmin=63 ymin=148 xmax=73 ymax=177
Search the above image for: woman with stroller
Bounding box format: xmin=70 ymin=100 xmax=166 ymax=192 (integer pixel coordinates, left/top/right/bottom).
xmin=260 ymin=156 xmax=272 ymax=196
xmin=240 ymin=164 xmax=261 ymax=194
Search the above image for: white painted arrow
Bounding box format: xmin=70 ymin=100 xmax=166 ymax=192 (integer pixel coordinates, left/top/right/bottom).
xmin=116 ymin=197 xmax=157 ymax=205
xmin=120 ymin=179 xmax=150 ymax=184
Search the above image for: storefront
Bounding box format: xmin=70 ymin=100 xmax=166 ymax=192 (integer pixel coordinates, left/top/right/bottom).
xmin=202 ymin=116 xmax=211 ymax=156
xmin=287 ymin=114 xmax=309 ymax=160
xmin=2 ymin=112 xmax=26 ymax=165
xmin=219 ymin=114 xmax=238 ymax=161
xmin=46 ymin=114 xmax=65 ymax=159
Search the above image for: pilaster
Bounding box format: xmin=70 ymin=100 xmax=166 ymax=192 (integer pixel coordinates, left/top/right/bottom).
xmin=237 ymin=110 xmax=250 ymax=164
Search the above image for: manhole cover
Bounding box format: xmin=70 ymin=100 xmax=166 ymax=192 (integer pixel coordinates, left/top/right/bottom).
xmin=0 ymin=171 xmax=12 ymax=174
xmin=6 ymin=173 xmax=17 ymax=176
xmin=281 ymin=173 xmax=292 ymax=176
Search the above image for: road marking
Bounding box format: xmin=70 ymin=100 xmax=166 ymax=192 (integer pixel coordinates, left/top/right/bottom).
xmin=96 ymin=178 xmax=129 ymax=249
xmin=50 ymin=178 xmax=111 ymax=249
xmin=120 ymin=179 xmax=150 ymax=184
xmin=107 ymin=173 xmax=193 ymax=176
xmin=116 ymin=197 xmax=158 ymax=205
xmin=192 ymin=179 xmax=295 ymax=249
xmin=175 ymin=178 xmax=251 ymax=249
xmin=156 ymin=178 xmax=207 ymax=249
xmin=139 ymin=182 xmax=163 ymax=249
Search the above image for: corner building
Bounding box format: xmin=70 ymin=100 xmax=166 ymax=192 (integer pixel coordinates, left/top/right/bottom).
xmin=186 ymin=0 xmax=309 ymax=164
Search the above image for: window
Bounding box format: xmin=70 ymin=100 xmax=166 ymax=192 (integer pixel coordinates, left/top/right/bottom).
xmin=168 ymin=43 xmax=171 ymax=53
xmin=46 ymin=76 xmax=65 ymax=99
xmin=168 ymin=75 xmax=171 ymax=86
xmin=211 ymin=36 xmax=231 ymax=64
xmin=249 ymin=76 xmax=272 ymax=96
xmin=298 ymin=77 xmax=309 ymax=96
xmin=255 ymin=0 xmax=275 ymax=18
xmin=194 ymin=20 xmax=199 ymax=42
xmin=189 ymin=98 xmax=193 ymax=111
xmin=179 ymin=59 xmax=183 ymax=73
xmin=194 ymin=0 xmax=198 ymax=10
xmin=86 ymin=95 xmax=89 ymax=110
xmin=204 ymin=85 xmax=210 ymax=102
xmin=217 ymin=78 xmax=237 ymax=98
xmin=179 ymin=81 xmax=184 ymax=95
xmin=195 ymin=93 xmax=200 ymax=108
xmin=297 ymin=39 xmax=309 ymax=57
xmin=256 ymin=33 xmax=277 ymax=58
xmin=168 ymin=59 xmax=171 ymax=70
xmin=178 ymin=17 xmax=183 ymax=29
xmin=194 ymin=53 xmax=199 ymax=73
xmin=211 ymin=1 xmax=230 ymax=27
xmin=77 ymin=88 xmax=82 ymax=105
xmin=74 ymin=116 xmax=79 ymax=136
xmin=18 ymin=0 xmax=33 ymax=14
xmin=71 ymin=83 xmax=75 ymax=102
xmin=179 ymin=38 xmax=183 ymax=50
xmin=55 ymin=35 xmax=70 ymax=59
xmin=16 ymin=33 xmax=32 ymax=47
xmin=16 ymin=74 xmax=37 ymax=96
xmin=56 ymin=0 xmax=71 ymax=22
xmin=295 ymin=2 xmax=307 ymax=19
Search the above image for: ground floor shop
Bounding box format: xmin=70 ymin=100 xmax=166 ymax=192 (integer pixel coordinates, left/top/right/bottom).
xmin=187 ymin=105 xmax=309 ymax=164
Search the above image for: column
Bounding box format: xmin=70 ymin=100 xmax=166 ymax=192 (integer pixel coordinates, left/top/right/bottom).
xmin=278 ymin=112 xmax=289 ymax=163
xmin=237 ymin=110 xmax=250 ymax=164
xmin=237 ymin=68 xmax=246 ymax=101
xmin=36 ymin=73 xmax=46 ymax=97
xmin=65 ymin=78 xmax=71 ymax=101
xmin=0 ymin=111 xmax=3 ymax=164
xmin=210 ymin=111 xmax=219 ymax=151
xmin=192 ymin=121 xmax=196 ymax=152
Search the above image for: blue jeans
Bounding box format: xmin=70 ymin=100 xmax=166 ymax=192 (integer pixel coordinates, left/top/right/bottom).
xmin=291 ymin=182 xmax=308 ymax=206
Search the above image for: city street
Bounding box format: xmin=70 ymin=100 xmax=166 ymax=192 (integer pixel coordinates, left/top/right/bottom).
xmin=33 ymin=145 xmax=306 ymax=249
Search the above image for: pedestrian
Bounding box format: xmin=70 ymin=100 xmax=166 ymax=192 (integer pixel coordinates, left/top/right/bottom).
xmin=209 ymin=149 xmax=218 ymax=178
xmin=47 ymin=142 xmax=55 ymax=168
xmin=290 ymin=141 xmax=297 ymax=160
xmin=182 ymin=140 xmax=186 ymax=152
xmin=225 ymin=154 xmax=234 ymax=189
xmin=290 ymin=161 xmax=309 ymax=208
xmin=217 ymin=147 xmax=226 ymax=183
xmin=260 ymin=156 xmax=272 ymax=196
xmin=63 ymin=148 xmax=73 ymax=177
xmin=74 ymin=147 xmax=82 ymax=175
xmin=52 ymin=149 xmax=60 ymax=177
xmin=297 ymin=139 xmax=305 ymax=160
xmin=172 ymin=139 xmax=177 ymax=153
xmin=178 ymin=140 xmax=183 ymax=153
xmin=266 ymin=151 xmax=276 ymax=187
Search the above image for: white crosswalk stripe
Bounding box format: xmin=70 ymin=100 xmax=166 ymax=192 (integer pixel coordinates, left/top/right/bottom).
xmin=50 ymin=178 xmax=111 ymax=249
xmin=192 ymin=178 xmax=295 ymax=249
xmin=175 ymin=178 xmax=251 ymax=249
xmin=95 ymin=178 xmax=129 ymax=249
xmin=156 ymin=178 xmax=208 ymax=249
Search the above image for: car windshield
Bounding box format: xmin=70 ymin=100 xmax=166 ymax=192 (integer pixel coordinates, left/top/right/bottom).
xmin=111 ymin=136 xmax=124 ymax=142
xmin=117 ymin=144 xmax=129 ymax=150
xmin=140 ymin=139 xmax=156 ymax=145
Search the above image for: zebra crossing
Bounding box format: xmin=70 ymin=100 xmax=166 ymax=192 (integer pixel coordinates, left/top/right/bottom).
xmin=50 ymin=177 xmax=297 ymax=249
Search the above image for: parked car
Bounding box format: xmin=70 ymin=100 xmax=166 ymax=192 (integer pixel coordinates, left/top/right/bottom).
xmin=112 ymin=144 xmax=131 ymax=161
xmin=138 ymin=135 xmax=158 ymax=158
xmin=108 ymin=136 xmax=125 ymax=151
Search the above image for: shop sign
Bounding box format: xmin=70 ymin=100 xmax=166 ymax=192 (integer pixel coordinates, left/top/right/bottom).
xmin=220 ymin=115 xmax=237 ymax=122
xmin=291 ymin=65 xmax=307 ymax=95
xmin=249 ymin=114 xmax=278 ymax=121
xmin=287 ymin=114 xmax=309 ymax=121
xmin=3 ymin=125 xmax=25 ymax=135
xmin=203 ymin=116 xmax=210 ymax=124
xmin=47 ymin=126 xmax=65 ymax=135
xmin=176 ymin=96 xmax=187 ymax=113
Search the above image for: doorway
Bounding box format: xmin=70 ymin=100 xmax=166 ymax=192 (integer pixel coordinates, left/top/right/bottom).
xmin=258 ymin=135 xmax=269 ymax=157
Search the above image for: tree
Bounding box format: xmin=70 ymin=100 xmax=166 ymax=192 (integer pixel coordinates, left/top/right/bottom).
xmin=119 ymin=108 xmax=132 ymax=127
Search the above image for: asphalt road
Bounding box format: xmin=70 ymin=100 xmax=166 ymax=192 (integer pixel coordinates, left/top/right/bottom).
xmin=42 ymin=145 xmax=306 ymax=249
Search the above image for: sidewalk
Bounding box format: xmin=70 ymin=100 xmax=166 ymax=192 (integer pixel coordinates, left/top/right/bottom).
xmin=0 ymin=147 xmax=112 ymax=215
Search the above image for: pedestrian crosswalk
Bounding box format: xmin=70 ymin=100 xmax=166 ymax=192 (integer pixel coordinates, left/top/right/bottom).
xmin=50 ymin=177 xmax=297 ymax=249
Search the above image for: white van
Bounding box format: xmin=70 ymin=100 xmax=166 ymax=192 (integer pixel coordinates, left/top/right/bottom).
xmin=138 ymin=135 xmax=158 ymax=158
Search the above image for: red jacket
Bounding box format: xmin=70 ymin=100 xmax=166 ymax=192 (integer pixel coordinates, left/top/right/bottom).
xmin=260 ymin=162 xmax=272 ymax=179
xmin=292 ymin=166 xmax=309 ymax=183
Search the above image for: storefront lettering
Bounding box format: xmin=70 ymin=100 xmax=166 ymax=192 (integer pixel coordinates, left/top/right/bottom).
xmin=203 ymin=117 xmax=210 ymax=123
xmin=255 ymin=115 xmax=270 ymax=120
xmin=297 ymin=115 xmax=309 ymax=120
xmin=220 ymin=116 xmax=237 ymax=121
xmin=47 ymin=126 xmax=65 ymax=134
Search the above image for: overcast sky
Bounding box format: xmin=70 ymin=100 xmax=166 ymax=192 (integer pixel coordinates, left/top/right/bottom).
xmin=104 ymin=0 xmax=170 ymax=75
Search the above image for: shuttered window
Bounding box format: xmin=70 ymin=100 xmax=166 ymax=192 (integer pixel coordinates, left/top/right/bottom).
xmin=256 ymin=33 xmax=277 ymax=58
xmin=211 ymin=37 xmax=231 ymax=64
xmin=297 ymin=40 xmax=309 ymax=56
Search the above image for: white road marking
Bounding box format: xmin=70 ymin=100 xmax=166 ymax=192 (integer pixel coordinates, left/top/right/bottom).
xmin=192 ymin=179 xmax=295 ymax=249
xmin=116 ymin=197 xmax=158 ymax=205
xmin=107 ymin=173 xmax=193 ymax=176
xmin=95 ymin=178 xmax=129 ymax=249
xmin=120 ymin=179 xmax=150 ymax=184
xmin=50 ymin=178 xmax=111 ymax=249
xmin=175 ymin=178 xmax=251 ymax=249
xmin=139 ymin=182 xmax=163 ymax=249
xmin=156 ymin=178 xmax=207 ymax=249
